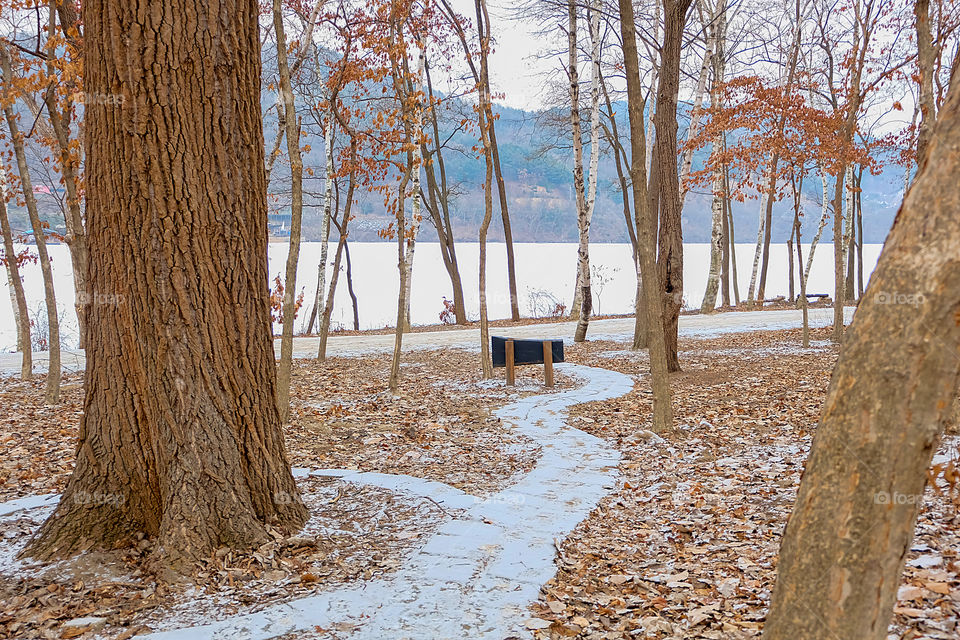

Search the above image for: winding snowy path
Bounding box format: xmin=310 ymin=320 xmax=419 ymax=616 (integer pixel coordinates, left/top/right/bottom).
xmin=136 ymin=364 xmax=632 ymax=639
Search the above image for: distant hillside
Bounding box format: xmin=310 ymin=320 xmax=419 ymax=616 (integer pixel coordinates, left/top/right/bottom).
xmin=8 ymin=98 xmax=903 ymax=247
xmin=271 ymin=98 xmax=904 ymax=245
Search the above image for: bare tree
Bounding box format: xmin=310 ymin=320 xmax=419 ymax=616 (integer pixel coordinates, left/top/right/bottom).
xmin=0 ymin=166 xmax=30 ymax=378
xmin=618 ymin=0 xmax=674 ymax=432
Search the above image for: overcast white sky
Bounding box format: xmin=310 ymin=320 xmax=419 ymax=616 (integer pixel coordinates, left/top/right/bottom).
xmin=447 ymin=0 xmax=562 ymax=111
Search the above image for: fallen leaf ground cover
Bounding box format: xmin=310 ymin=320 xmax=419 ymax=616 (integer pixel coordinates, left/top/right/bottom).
xmin=0 ymin=328 xmax=957 ymax=639
xmin=528 ymin=327 xmax=960 ymax=639
xmin=0 ymin=348 xmax=565 ymax=638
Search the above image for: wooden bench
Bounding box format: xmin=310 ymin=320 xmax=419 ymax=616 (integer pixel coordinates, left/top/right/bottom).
xmin=491 ymin=336 xmax=564 ymax=387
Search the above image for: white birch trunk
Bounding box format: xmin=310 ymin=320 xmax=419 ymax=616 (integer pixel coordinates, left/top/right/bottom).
xmin=402 ymin=49 xmax=427 ymax=332
xmin=747 ymin=174 xmax=768 ymax=303
xmin=574 ymin=0 xmax=602 ymax=342
xmin=804 ymin=166 xmax=831 ymax=286
xmin=701 ymin=137 xmax=725 ymax=312
xmin=840 ymin=165 xmax=854 ymax=301
xmin=313 ymin=116 xmax=334 ymax=350
xmin=567 ymin=0 xmax=586 ymax=321
xmin=679 ymin=0 xmax=716 ymax=206
xmin=644 ymin=0 xmax=660 ymax=177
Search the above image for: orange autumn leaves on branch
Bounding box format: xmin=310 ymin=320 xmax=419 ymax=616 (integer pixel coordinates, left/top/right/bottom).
xmin=686 ymin=73 xmax=875 ymax=205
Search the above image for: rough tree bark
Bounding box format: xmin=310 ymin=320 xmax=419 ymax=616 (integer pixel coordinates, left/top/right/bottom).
xmin=763 ymin=74 xmax=960 ymax=640
xmin=22 ymin=0 xmax=307 ymax=568
xmin=619 ymin=0 xmax=673 ymax=432
xmin=0 ymin=46 xmax=60 ymax=403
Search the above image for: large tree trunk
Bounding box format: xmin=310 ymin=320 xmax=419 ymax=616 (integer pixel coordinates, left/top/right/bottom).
xmin=652 ymin=0 xmax=693 ymax=372
xmin=573 ymin=0 xmax=602 ymax=343
xmin=0 ymin=47 xmax=60 ymax=403
xmin=23 ymin=0 xmax=307 ymax=568
xmin=619 ymin=0 xmax=673 ymax=432
xmin=0 ymin=173 xmax=31 ymax=378
xmin=763 ymin=76 xmax=960 ymax=640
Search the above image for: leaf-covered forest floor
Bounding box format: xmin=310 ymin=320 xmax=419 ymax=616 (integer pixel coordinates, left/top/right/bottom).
xmin=529 ymin=328 xmax=960 ymax=639
xmin=0 ymin=326 xmax=958 ymax=639
xmin=0 ymin=349 xmax=570 ymax=638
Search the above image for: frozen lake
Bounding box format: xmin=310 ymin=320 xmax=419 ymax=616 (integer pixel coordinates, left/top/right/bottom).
xmin=0 ymin=242 xmax=882 ymax=350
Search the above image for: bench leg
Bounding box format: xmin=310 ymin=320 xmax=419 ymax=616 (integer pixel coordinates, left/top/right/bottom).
xmin=506 ymin=339 xmax=515 ymax=386
xmin=542 ymin=340 xmax=554 ymax=387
